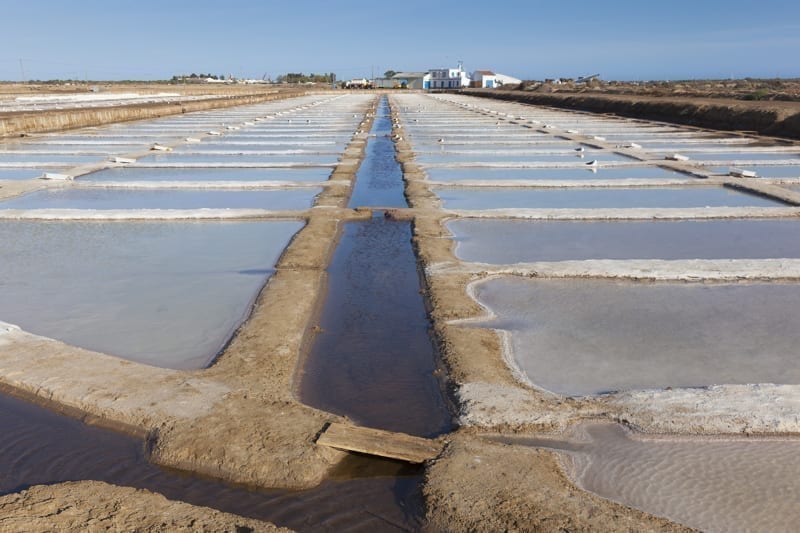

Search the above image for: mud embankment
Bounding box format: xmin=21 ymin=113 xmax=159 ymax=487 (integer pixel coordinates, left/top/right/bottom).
xmin=461 ymin=89 xmax=800 ymax=139
xmin=0 ymin=90 xmax=310 ymax=138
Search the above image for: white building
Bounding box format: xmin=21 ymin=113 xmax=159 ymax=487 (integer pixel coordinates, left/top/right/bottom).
xmin=471 ymin=70 xmax=522 ymax=89
xmin=425 ymin=64 xmax=470 ymax=89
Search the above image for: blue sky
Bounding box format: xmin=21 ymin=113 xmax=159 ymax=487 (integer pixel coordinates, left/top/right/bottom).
xmin=2 ymin=0 xmax=798 ymax=81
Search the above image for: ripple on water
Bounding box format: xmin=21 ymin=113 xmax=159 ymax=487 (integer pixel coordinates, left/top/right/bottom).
xmin=0 ymin=392 xmax=425 ymax=531
xmin=505 ymin=423 xmax=800 ymax=533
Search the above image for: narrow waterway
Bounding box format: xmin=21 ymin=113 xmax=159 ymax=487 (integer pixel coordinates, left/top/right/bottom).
xmin=0 ymin=392 xmax=424 ymax=531
xmin=0 ymin=94 xmax=449 ymax=531
xmin=301 ymin=215 xmax=453 ymax=437
xmin=347 ymin=97 xmax=407 ymax=208
xmin=303 ymin=95 xmax=452 ymax=437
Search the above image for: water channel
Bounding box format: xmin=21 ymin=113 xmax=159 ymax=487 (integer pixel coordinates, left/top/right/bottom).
xmin=4 ymin=91 xmax=800 ymax=531
xmin=0 ymin=94 xmax=448 ymax=531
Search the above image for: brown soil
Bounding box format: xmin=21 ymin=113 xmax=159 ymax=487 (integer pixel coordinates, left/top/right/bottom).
xmin=424 ymin=435 xmax=693 ymax=532
xmin=390 ymin=98 xmax=693 ymax=530
xmin=0 ymin=96 xmax=380 ymax=494
xmin=0 ymin=84 xmax=318 ymax=137
xmin=0 ymin=481 xmax=289 ymax=532
xmin=463 ymin=88 xmax=800 ymax=139
xmin=0 ymin=91 xmax=758 ymax=530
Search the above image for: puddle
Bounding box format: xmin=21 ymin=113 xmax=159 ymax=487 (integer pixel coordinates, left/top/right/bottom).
xmin=0 ymin=187 xmax=321 ymax=210
xmin=448 ymin=218 xmax=800 ymax=262
xmin=79 ymin=166 xmax=331 ymax=183
xmin=0 ymin=391 xmax=424 ymax=532
xmin=437 ymin=186 xmax=782 ymax=209
xmin=472 ymin=277 xmax=800 ymax=395
xmin=426 ymin=166 xmax=691 ymax=182
xmin=496 ymin=422 xmax=800 ymax=532
xmin=0 ymin=220 xmax=303 ymax=369
xmin=302 ymin=216 xmax=452 ymax=437
xmin=348 ymin=96 xmax=407 ymax=208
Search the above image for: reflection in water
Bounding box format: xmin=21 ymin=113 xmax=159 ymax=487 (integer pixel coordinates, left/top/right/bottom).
xmin=0 ymin=393 xmax=424 ymax=531
xmin=348 ymin=96 xmax=408 ymax=208
xmin=302 ymin=217 xmax=453 ymax=438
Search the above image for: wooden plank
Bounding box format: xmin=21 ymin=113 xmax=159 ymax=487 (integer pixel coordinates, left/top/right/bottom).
xmin=316 ymin=423 xmax=443 ymax=463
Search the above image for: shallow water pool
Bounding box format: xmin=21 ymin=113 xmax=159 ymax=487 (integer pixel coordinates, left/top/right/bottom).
xmin=0 ymin=220 xmax=303 ymax=369
xmin=426 ymin=166 xmax=692 ymax=183
xmin=708 ymin=165 xmax=800 ymax=179
xmin=0 ymin=187 xmax=321 ymax=210
xmin=437 ymin=186 xmax=781 ymax=209
xmin=416 ymin=152 xmax=634 ymax=165
xmin=448 ymin=218 xmax=800 ymax=262
xmin=0 ymin=168 xmax=50 ymax=180
xmin=503 ymin=422 xmax=800 ymax=533
xmin=473 ymin=278 xmax=800 ymax=395
xmin=79 ymin=166 xmax=331 ymax=184
xmin=137 ymin=153 xmax=338 ymax=165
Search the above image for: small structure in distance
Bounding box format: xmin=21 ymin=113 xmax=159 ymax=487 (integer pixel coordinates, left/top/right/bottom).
xmin=471 ymin=70 xmax=522 ymax=88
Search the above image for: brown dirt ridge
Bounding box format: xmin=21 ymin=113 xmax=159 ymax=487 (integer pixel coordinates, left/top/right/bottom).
xmin=462 ymin=88 xmax=800 ymax=139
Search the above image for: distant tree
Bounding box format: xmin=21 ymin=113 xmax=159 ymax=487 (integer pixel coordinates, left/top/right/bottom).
xmin=384 ymin=70 xmax=397 ymax=78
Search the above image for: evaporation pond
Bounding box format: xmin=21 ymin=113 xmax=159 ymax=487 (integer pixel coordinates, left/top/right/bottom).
xmin=474 ymin=278 xmax=800 ymax=395
xmin=173 ymin=143 xmax=341 ymax=152
xmin=0 ymin=220 xmax=303 ymax=369
xmin=437 ymin=186 xmax=780 ymax=209
xmin=416 ymin=152 xmax=632 ymax=165
xmin=448 ymin=218 xmax=800 ymax=262
xmin=426 ymin=166 xmax=690 ymax=182
xmin=79 ymin=166 xmax=331 ymax=183
xmin=690 ymin=152 xmax=800 ymax=162
xmin=0 ymin=187 xmax=321 ymax=210
xmin=0 ymin=168 xmax=49 ymax=180
xmin=0 ymin=153 xmax=105 ymax=164
xmin=709 ymin=165 xmax=800 ymax=179
xmin=137 ymin=153 xmax=337 ymax=165
xmin=514 ymin=422 xmax=800 ymax=532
